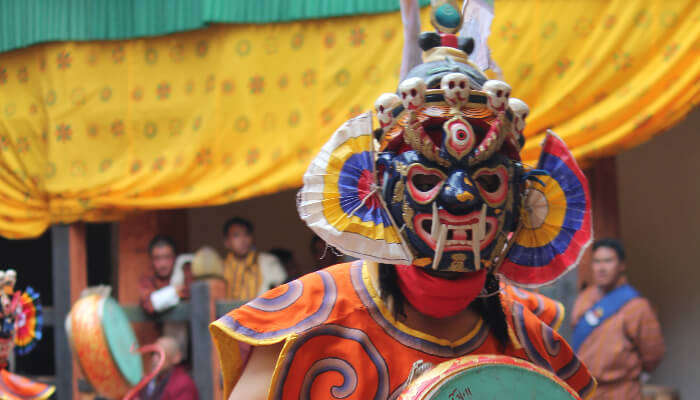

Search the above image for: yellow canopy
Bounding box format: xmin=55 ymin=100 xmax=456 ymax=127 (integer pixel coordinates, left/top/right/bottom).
xmin=0 ymin=0 xmax=697 ymax=238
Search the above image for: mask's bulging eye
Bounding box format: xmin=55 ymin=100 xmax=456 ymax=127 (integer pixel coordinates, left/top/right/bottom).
xmin=443 ymin=118 xmax=475 ymax=159
xmin=406 ymin=164 xmax=446 ymax=204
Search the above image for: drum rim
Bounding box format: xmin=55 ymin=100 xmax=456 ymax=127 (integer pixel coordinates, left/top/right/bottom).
xmin=404 ymin=355 xmax=581 ymax=400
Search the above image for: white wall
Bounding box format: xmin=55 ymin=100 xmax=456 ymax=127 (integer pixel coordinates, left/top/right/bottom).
xmin=617 ymin=110 xmax=700 ymax=398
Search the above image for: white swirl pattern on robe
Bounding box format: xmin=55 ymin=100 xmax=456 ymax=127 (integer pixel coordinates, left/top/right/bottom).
xmin=541 ymin=320 xmax=562 ymax=357
xmin=247 ymin=280 xmax=303 ymax=312
xmin=272 ymin=324 xmax=390 ymax=400
xmin=217 ymin=270 xmax=337 ymax=340
xmin=511 ymin=301 xmax=551 ymax=371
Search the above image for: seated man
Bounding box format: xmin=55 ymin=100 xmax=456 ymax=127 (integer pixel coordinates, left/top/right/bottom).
xmin=139 ymin=235 xmax=193 ymax=356
xmin=211 ymin=4 xmax=596 ymax=398
xmin=137 ymin=336 xmax=198 ymax=400
xmin=221 ymin=217 xmax=286 ymax=300
xmin=139 ymin=235 xmax=192 ymax=314
xmin=572 ymin=239 xmax=665 ymax=399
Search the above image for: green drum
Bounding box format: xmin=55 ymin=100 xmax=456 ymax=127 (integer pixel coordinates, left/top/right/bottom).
xmin=67 ymin=289 xmax=164 ymax=399
xmin=399 ymin=355 xmax=581 ymax=400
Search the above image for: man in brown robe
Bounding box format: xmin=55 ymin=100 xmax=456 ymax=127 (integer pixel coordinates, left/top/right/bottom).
xmin=572 ymin=239 xmax=665 ymax=399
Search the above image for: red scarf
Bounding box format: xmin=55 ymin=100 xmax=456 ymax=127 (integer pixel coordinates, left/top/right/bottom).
xmin=395 ymin=265 xmax=486 ymax=318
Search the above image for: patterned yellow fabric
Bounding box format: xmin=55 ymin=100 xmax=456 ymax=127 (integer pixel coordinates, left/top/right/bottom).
xmin=0 ymin=1 xmax=697 ymax=238
xmin=223 ymin=252 xmax=261 ymax=301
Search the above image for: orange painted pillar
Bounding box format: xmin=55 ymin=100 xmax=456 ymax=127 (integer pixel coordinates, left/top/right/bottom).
xmin=70 ymin=224 xmax=88 ymax=400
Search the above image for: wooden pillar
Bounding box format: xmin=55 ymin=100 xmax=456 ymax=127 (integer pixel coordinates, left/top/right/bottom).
xmin=52 ymin=224 xmax=88 ymax=400
xmin=191 ymin=279 xmax=225 ymax=400
xmin=579 ymin=156 xmax=622 ymax=287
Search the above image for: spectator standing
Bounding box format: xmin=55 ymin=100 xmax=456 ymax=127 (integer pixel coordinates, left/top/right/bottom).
xmin=222 ymin=217 xmax=286 ymax=300
xmin=571 ymin=238 xmax=665 ymax=399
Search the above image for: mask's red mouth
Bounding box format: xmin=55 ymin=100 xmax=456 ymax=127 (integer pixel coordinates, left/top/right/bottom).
xmin=414 ymin=209 xmax=497 ymax=252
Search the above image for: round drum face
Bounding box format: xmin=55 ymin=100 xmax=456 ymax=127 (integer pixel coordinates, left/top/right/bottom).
xmin=400 ymin=355 xmax=579 ymax=400
xmin=102 ymin=297 xmax=143 ymax=386
xmin=425 ymin=364 xmax=576 ymax=400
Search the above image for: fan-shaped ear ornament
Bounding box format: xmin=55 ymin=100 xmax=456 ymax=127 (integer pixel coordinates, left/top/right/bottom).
xmin=297 ymin=112 xmax=414 ymax=264
xmin=496 ymin=130 xmax=593 ymax=288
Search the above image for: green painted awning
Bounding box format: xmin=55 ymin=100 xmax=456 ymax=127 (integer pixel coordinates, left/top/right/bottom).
xmin=0 ymin=0 xmax=431 ymax=54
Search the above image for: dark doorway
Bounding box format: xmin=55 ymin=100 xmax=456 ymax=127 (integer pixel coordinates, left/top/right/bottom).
xmin=1 ymin=223 xmax=114 ymax=378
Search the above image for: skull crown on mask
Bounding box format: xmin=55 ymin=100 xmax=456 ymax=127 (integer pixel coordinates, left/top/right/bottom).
xmin=375 ymin=67 xmax=528 ymax=273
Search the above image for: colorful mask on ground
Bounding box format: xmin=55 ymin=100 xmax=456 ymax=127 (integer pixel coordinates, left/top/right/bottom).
xmin=298 ymin=3 xmax=592 ymax=288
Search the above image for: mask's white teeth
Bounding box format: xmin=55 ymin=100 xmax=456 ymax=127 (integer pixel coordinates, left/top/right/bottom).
xmin=472 ymin=222 xmax=481 ymax=269
xmin=432 ymin=224 xmax=448 ymax=270
xmin=479 ymin=204 xmax=487 ymax=240
xmin=431 ymin=202 xmax=439 ymax=239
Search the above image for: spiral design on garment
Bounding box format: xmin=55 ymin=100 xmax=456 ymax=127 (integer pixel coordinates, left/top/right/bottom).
xmin=541 ymin=321 xmax=561 ymax=357
xmin=272 ymin=324 xmax=389 ymax=400
xmin=301 ymin=358 xmax=358 ymax=399
xmin=247 ymin=280 xmax=303 ymax=312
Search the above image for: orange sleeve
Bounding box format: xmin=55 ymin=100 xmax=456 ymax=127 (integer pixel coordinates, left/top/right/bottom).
xmin=210 ymin=265 xmax=347 ymax=398
xmin=502 ymin=283 xmax=565 ymax=331
xmin=502 ymin=293 xmax=597 ymax=399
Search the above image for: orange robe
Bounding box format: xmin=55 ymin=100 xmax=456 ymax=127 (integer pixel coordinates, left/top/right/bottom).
xmin=0 ymin=369 xmax=54 ymax=400
xmin=211 ymin=262 xmax=595 ymax=399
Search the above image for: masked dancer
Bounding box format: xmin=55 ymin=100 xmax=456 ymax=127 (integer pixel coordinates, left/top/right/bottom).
xmin=211 ymin=2 xmax=596 ymax=399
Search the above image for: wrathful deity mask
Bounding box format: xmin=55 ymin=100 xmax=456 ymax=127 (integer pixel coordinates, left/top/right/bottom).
xmin=297 ymin=4 xmax=592 ymax=287
xmin=377 ymin=65 xmax=526 ymax=272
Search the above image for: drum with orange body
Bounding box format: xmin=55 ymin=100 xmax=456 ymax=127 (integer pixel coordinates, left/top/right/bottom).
xmin=66 ymin=288 xmax=163 ymax=399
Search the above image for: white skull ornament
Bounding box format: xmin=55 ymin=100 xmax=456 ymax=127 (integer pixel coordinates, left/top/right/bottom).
xmin=440 ymin=73 xmax=470 ymax=109
xmin=374 ymin=93 xmax=401 ymax=129
xmin=398 ymin=77 xmax=427 ymax=111
xmin=508 ymin=98 xmax=529 ymax=135
xmin=482 ymin=80 xmax=511 ymax=113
